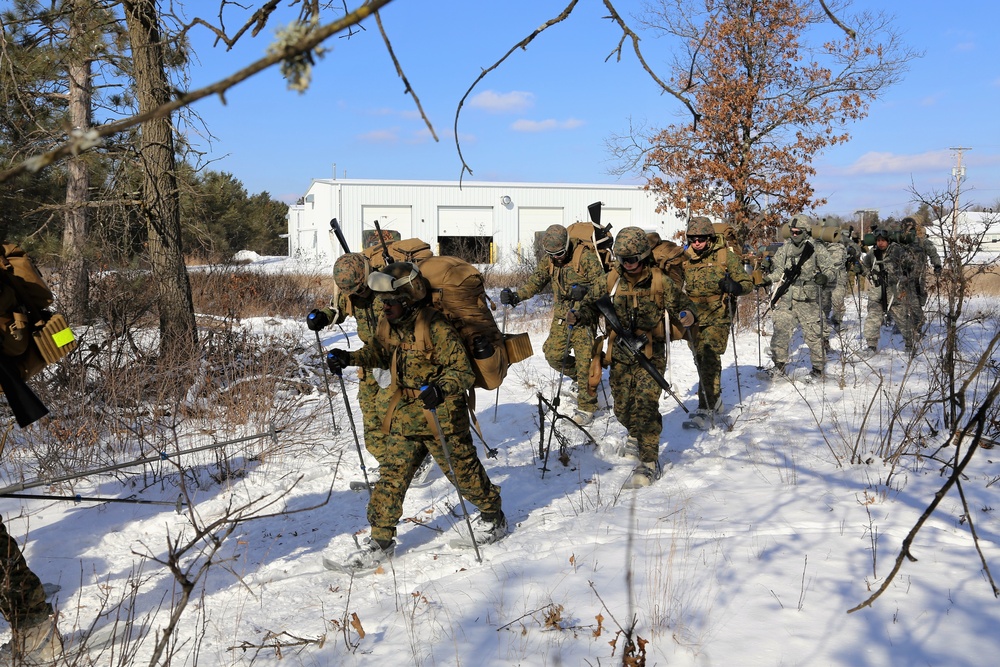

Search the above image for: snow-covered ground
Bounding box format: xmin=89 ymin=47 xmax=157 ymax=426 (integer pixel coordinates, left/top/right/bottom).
xmin=4 ymin=255 xmax=999 ymax=666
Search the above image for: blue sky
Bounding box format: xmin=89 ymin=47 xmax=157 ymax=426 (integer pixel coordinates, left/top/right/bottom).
xmin=184 ymin=0 xmax=1000 ymax=219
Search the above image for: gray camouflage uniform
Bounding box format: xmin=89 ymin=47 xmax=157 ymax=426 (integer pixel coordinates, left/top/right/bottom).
xmin=765 ymin=239 xmax=836 ymax=371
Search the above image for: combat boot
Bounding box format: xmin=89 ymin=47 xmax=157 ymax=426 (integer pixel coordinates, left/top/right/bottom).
xmin=12 ymin=614 xmax=62 ymax=665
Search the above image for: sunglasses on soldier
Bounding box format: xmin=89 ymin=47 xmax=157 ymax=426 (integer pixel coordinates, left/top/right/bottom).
xmin=619 ymin=254 xmax=641 ymax=265
xmin=687 ymin=235 xmax=710 ymax=243
xmin=790 ymin=228 xmax=806 ymax=236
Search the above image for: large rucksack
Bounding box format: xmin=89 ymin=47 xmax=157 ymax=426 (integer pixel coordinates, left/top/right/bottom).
xmin=566 ymin=220 xmax=614 ymax=273
xmin=646 ymin=232 xmax=685 ymax=287
xmin=0 ymin=244 xmax=77 ymax=381
xmin=363 ymin=237 xmax=433 ymax=270
xmin=371 ymin=239 xmax=531 ymax=391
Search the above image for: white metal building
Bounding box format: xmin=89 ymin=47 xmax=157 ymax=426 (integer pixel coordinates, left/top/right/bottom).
xmin=286 ymin=178 xmax=685 ymax=264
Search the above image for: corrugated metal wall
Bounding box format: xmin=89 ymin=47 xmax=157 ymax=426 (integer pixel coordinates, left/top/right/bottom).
xmin=290 ymin=179 xmax=685 ymax=263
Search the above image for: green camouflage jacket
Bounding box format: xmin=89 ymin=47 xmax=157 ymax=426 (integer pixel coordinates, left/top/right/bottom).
xmin=347 ymin=305 xmax=474 ymax=436
xmin=518 ymin=241 xmax=607 ymax=325
xmin=681 ymin=236 xmax=752 ymax=326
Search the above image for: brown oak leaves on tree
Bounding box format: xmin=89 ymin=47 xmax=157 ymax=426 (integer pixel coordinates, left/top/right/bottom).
xmin=623 ymin=0 xmax=916 ymax=244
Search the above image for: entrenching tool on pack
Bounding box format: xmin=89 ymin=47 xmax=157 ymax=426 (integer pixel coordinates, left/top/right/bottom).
xmin=594 ymin=295 xmax=689 ymax=414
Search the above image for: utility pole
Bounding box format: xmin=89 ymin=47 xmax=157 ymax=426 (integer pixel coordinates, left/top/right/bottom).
xmin=949 ymin=146 xmax=971 ymax=241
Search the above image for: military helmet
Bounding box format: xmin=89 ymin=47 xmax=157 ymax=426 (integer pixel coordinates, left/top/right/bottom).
xmin=789 ymin=213 xmax=813 ymax=230
xmin=333 ymin=253 xmax=370 ymax=294
xmin=541 ymin=224 xmax=570 ymax=257
xmin=613 ymin=226 xmax=652 ymax=263
xmin=366 ymin=261 xmax=428 ymax=305
xmin=686 ymin=216 xmax=715 ymax=237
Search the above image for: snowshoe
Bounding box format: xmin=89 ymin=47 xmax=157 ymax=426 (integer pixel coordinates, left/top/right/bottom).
xmin=450 ymin=513 xmax=508 ymax=549
xmin=623 ymin=462 xmax=660 ymax=489
xmin=323 ymin=537 xmax=395 ymax=575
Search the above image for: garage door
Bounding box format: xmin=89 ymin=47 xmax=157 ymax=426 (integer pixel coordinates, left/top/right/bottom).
xmin=438 ymin=207 xmax=495 ymax=263
xmin=361 ymin=205 xmax=413 ymax=247
xmin=518 ymin=207 xmax=564 ymax=260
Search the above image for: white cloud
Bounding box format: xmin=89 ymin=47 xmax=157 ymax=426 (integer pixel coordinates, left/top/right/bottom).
xmin=357 ymin=128 xmax=399 ymax=143
xmin=469 ymin=90 xmax=535 ymax=114
xmin=511 ymin=118 xmax=585 ymax=132
xmin=844 ymin=150 xmax=953 ymax=175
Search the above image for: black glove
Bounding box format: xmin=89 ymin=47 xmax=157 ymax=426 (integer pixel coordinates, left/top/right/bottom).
xmin=307 ymin=309 xmax=331 ymax=331
xmin=500 ymin=288 xmax=520 ymax=307
xmin=326 ymin=349 xmax=350 ymax=375
xmin=419 ymin=384 xmax=445 ymax=410
xmin=568 ymin=284 xmax=589 ymax=302
xmin=718 ymin=275 xmax=744 ymax=296
xmin=934 ymin=265 xmax=942 ymax=275
xmin=814 ymin=272 xmax=829 ymax=287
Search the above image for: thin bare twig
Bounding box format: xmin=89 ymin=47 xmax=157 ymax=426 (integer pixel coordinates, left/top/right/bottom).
xmin=374 ymin=11 xmax=437 ymax=142
xmin=453 ymin=0 xmax=580 ymax=183
xmin=0 ymin=0 xmax=396 ymax=185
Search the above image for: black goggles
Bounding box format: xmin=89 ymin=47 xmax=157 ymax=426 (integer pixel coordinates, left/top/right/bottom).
xmin=687 ymin=235 xmax=711 ymax=243
xmin=790 ymin=228 xmax=806 ymax=236
xmin=619 ymin=255 xmax=641 ymax=265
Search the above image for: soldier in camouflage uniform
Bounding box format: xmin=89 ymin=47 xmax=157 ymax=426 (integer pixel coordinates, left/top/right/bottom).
xmin=860 ymin=225 xmax=920 ymax=354
xmin=0 ymin=242 xmax=63 ymax=662
xmin=900 ymin=216 xmax=943 ymax=335
xmin=327 ymin=262 xmax=506 ymax=569
xmin=833 ymin=227 xmax=864 ymax=330
xmin=680 ymin=217 xmax=752 ymax=428
xmin=307 ymin=253 xmax=388 ymax=467
xmin=605 ymin=227 xmax=695 ymax=488
xmin=816 ymin=232 xmax=846 ymax=333
xmin=762 ymin=215 xmax=836 ymax=379
xmin=500 ymin=224 xmax=606 ymax=425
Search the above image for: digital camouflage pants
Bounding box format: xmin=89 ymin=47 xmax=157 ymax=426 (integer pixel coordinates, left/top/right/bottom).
xmin=688 ymin=323 xmax=729 ymax=410
xmin=367 ymin=425 xmax=502 ymax=544
xmin=863 ymin=285 xmax=919 ymax=350
xmin=0 ymin=521 xmax=51 ymax=629
xmin=357 ymin=371 xmax=388 ymax=464
xmin=541 ymin=320 xmax=598 ymax=413
xmin=770 ymin=298 xmax=826 ymax=370
xmin=609 ymin=351 xmax=665 ymax=464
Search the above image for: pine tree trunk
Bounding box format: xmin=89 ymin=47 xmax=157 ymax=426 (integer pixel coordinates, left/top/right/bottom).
xmin=61 ymin=23 xmax=91 ymax=325
xmin=122 ymin=0 xmax=198 ymax=360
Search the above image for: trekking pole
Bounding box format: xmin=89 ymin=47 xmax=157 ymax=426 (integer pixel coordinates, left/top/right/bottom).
xmin=755 ymin=287 xmax=763 ymax=369
xmin=314 ymin=330 xmax=339 ymax=433
xmin=422 ymin=388 xmax=482 ymax=563
xmin=326 ymin=352 xmax=372 ymax=494
xmin=492 ymin=303 xmax=509 ymax=423
xmin=334 ymin=366 xmax=372 ymax=495
xmin=0 ymin=491 xmax=185 ymax=511
xmin=728 ymin=295 xmax=744 ymax=404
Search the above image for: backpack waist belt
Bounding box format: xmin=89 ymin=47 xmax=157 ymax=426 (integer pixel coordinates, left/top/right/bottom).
xmin=688 ymin=293 xmax=724 ymax=304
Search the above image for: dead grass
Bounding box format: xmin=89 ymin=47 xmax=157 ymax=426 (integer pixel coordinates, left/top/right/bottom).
xmin=967 ymin=265 xmax=1000 ymax=295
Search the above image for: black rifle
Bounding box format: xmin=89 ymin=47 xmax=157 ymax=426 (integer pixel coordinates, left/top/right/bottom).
xmin=769 ymin=242 xmax=815 ymax=309
xmin=372 ymin=219 xmax=394 ymax=266
xmin=330 ymin=218 xmax=351 ymax=253
xmin=0 ymin=355 xmax=48 ymax=428
xmin=594 ymin=294 xmax=688 ymax=414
